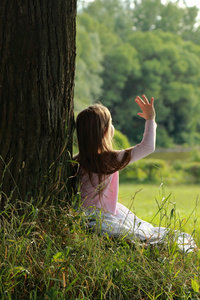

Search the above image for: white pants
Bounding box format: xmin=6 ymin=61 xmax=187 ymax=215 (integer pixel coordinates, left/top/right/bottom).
xmin=83 ymin=203 xmax=197 ymax=253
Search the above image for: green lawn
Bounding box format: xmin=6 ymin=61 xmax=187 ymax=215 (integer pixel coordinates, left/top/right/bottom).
xmin=1 ymin=181 xmax=200 ymax=298
xmin=119 ymin=183 xmax=200 ymax=233
xmin=147 ymin=149 xmax=193 ymax=162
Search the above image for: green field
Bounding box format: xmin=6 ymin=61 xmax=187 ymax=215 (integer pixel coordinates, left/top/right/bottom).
xmin=119 ymin=183 xmax=200 ymax=233
xmin=147 ymin=149 xmax=194 ymax=162
xmin=1 ymin=182 xmax=200 ymax=298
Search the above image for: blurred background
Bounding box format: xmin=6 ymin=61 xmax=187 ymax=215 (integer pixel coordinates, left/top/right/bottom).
xmin=74 ymin=1 xmax=200 ymax=217
xmin=75 ymin=0 xmax=200 ymax=149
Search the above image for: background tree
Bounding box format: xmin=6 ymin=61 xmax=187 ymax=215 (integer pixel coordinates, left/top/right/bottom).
xmin=74 ymin=15 xmax=103 ymax=111
xmin=0 ymin=0 xmax=76 ymax=208
xmin=132 ymin=0 xmax=200 ymax=43
xmin=75 ymin=0 xmax=200 ymax=148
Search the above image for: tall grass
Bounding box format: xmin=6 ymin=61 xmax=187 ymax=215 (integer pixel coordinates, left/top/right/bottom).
xmin=119 ymin=183 xmax=200 ymax=232
xmin=0 ymin=187 xmax=200 ymax=299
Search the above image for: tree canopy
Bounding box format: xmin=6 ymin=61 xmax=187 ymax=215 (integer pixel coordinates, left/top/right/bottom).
xmin=75 ymin=0 xmax=200 ymax=147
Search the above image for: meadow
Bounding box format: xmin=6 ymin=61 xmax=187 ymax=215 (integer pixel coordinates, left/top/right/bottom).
xmin=1 ymin=183 xmax=200 ymax=299
xmin=119 ymin=183 xmax=200 ymax=234
xmin=1 ymin=192 xmax=200 ymax=299
xmin=1 ymin=148 xmax=200 ymax=299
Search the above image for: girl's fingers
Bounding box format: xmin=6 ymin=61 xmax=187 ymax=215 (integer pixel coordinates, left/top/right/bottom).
xmin=142 ymin=95 xmax=149 ymax=104
xmin=135 ymin=95 xmax=155 ymax=120
xmin=135 ymin=96 xmax=145 ymax=105
xmin=150 ymin=97 xmax=154 ymax=105
xmin=136 ymin=95 xmax=154 ymax=106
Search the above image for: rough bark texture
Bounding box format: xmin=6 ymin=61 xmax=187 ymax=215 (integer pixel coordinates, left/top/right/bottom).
xmin=0 ymin=1 xmax=76 ymax=207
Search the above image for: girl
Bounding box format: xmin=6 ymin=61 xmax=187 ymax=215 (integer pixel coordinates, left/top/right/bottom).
xmin=75 ymin=95 xmax=196 ymax=252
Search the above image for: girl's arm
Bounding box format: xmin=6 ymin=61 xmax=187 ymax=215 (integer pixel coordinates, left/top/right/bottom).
xmin=117 ymin=95 xmax=156 ymax=163
xmin=129 ymin=119 xmax=156 ymax=163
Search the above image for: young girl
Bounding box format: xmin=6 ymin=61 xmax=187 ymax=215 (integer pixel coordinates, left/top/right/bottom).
xmin=75 ymin=95 xmax=196 ymax=252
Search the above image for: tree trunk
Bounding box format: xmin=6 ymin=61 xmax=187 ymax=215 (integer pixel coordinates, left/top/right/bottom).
xmin=0 ymin=0 xmax=76 ymax=208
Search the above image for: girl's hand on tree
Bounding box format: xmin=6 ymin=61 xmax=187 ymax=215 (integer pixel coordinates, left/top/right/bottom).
xmin=135 ymin=95 xmax=155 ymax=120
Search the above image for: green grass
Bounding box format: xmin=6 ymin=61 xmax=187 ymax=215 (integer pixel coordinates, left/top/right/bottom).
xmin=119 ymin=183 xmax=200 ymax=233
xmin=0 ymin=184 xmax=200 ymax=299
xmin=147 ymin=149 xmax=193 ymax=162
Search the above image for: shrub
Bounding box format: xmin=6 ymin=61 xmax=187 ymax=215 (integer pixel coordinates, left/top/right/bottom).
xmin=113 ymin=130 xmax=130 ymax=150
xmin=184 ymin=162 xmax=200 ymax=183
xmin=190 ymin=148 xmax=200 ymax=162
xmin=120 ymin=161 xmax=146 ymax=182
xmin=139 ymin=159 xmax=167 ymax=182
xmin=120 ymin=159 xmax=167 ymax=182
xmin=172 ymin=159 xmax=184 ymax=171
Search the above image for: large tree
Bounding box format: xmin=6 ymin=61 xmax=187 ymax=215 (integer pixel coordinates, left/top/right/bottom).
xmin=77 ymin=1 xmax=200 ymax=147
xmin=0 ymin=1 xmax=76 ymax=208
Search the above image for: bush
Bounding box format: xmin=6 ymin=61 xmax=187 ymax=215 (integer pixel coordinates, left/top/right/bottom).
xmin=184 ymin=162 xmax=200 ymax=183
xmin=190 ymin=148 xmax=200 ymax=162
xmin=156 ymin=126 xmax=174 ymax=148
xmin=139 ymin=159 xmax=167 ymax=182
xmin=120 ymin=159 xmax=167 ymax=183
xmin=113 ymin=130 xmax=130 ymax=150
xmin=172 ymin=159 xmax=184 ymax=171
xmin=120 ymin=161 xmax=146 ymax=182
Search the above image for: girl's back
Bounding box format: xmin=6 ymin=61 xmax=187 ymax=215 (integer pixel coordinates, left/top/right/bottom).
xmin=75 ymin=99 xmax=156 ymax=215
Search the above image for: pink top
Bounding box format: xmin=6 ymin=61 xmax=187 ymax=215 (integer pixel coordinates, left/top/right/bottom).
xmin=79 ymin=120 xmax=157 ymax=215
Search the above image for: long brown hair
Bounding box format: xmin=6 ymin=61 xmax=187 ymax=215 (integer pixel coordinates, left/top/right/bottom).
xmin=75 ymin=104 xmax=131 ymax=181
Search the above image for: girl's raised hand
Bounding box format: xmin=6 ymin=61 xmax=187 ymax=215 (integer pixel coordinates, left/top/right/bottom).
xmin=135 ymin=95 xmax=155 ymax=120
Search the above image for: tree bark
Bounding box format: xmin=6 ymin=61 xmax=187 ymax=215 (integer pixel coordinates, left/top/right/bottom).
xmin=0 ymin=0 xmax=76 ymax=208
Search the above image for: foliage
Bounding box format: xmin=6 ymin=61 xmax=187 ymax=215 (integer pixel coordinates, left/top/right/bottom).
xmin=132 ymin=0 xmax=200 ymax=39
xmin=113 ymin=129 xmax=131 ymax=150
xmin=111 ymin=30 xmax=200 ymax=146
xmin=75 ymin=16 xmax=103 ymax=111
xmin=120 ymin=158 xmax=168 ymax=182
xmin=0 ymin=187 xmax=199 ymax=299
xmin=185 ymin=162 xmax=200 ymax=183
xmin=76 ymin=0 xmax=200 ymax=148
xmin=119 ymin=147 xmax=200 ymax=184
